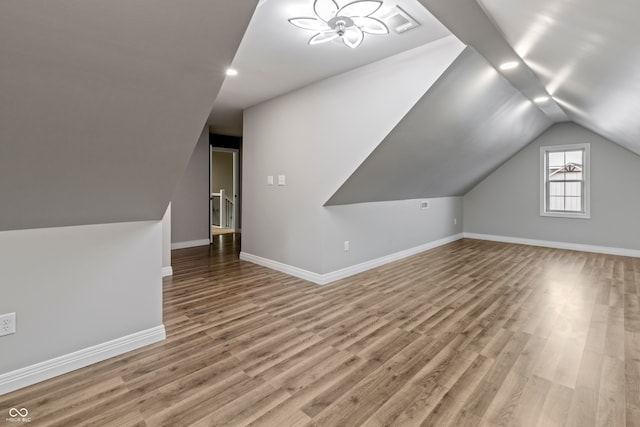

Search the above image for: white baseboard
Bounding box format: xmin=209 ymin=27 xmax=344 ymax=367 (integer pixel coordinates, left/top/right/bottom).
xmin=240 ymin=233 xmax=464 ymax=285
xmin=322 ymin=233 xmax=464 ymax=284
xmin=171 ymin=239 xmax=210 ymax=250
xmin=0 ymin=325 xmax=166 ymax=396
xmin=463 ymin=232 xmax=640 ymax=258
xmin=239 ymin=252 xmax=324 ymax=284
xmin=162 ymin=266 xmax=173 ymax=277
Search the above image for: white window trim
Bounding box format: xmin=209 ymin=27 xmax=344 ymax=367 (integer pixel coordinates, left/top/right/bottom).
xmin=540 ymin=143 xmax=591 ymax=219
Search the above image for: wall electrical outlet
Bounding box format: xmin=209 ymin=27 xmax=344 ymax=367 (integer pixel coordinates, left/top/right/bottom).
xmin=344 ymin=241 xmax=350 ymax=252
xmin=0 ymin=312 xmax=16 ymax=337
xmin=420 ymin=201 xmax=429 ymax=209
xmin=454 ymin=218 xmax=457 ymax=225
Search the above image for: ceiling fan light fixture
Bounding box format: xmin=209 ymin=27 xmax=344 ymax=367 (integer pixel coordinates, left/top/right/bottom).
xmin=353 ymin=16 xmax=389 ymax=35
xmin=340 ymin=0 xmax=382 ymax=17
xmin=289 ymin=0 xmax=389 ymax=49
xmin=309 ymin=32 xmax=341 ymax=45
xmin=315 ymin=0 xmax=339 ymax=22
xmin=288 ymin=17 xmax=331 ymax=31
xmin=343 ymin=26 xmax=365 ymax=48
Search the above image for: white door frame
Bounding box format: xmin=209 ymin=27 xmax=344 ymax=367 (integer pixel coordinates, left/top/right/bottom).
xmin=210 ymin=146 xmax=239 ymax=233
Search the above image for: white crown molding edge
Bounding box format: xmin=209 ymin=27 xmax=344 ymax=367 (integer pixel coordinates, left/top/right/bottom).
xmin=463 ymin=232 xmax=640 ymax=258
xmin=170 ymin=239 xmax=211 ymax=250
xmin=0 ymin=325 xmax=166 ymax=396
xmin=240 ymin=233 xmax=464 ymax=285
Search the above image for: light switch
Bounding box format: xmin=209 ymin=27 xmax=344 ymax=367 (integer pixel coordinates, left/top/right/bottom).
xmin=278 ymin=175 xmax=286 ymax=186
xmin=267 ymin=175 xmax=274 ymax=186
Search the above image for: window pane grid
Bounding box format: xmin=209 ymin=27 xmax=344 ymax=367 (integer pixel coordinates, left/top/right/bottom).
xmin=544 ymin=148 xmax=585 ymax=214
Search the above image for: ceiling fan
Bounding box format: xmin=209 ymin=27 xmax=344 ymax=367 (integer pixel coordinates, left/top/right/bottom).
xmin=288 ymin=0 xmax=390 ymax=49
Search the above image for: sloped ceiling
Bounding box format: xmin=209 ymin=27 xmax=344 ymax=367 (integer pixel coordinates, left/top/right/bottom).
xmin=326 ymin=47 xmax=552 ymax=205
xmin=209 ymin=0 xmax=453 ymax=136
xmin=477 ymin=0 xmax=640 ymax=155
xmin=418 ymin=0 xmax=568 ymax=123
xmin=0 ymin=0 xmax=258 ymax=232
xmin=326 ymin=0 xmax=640 ymax=205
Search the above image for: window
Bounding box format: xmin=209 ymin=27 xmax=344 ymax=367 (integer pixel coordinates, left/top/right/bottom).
xmin=540 ymin=143 xmax=590 ymax=218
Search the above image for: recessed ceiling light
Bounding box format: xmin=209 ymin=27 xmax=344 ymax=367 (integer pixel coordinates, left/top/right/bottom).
xmin=499 ymin=61 xmax=519 ymax=70
xmin=534 ymin=96 xmax=550 ymax=103
xmin=226 ymin=68 xmax=238 ymax=76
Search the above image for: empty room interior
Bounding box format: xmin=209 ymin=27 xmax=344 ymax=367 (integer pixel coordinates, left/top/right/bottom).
xmin=1 ymin=0 xmax=640 ymax=425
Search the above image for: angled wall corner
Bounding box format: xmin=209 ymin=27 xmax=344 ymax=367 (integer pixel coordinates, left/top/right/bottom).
xmin=325 ymin=47 xmax=553 ymax=206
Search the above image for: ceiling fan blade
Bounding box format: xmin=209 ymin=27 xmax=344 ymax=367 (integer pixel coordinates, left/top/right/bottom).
xmin=339 ymin=0 xmax=382 ymax=18
xmin=309 ymin=31 xmax=340 ymax=45
xmin=314 ymin=0 xmax=339 ymax=22
xmin=289 ymin=17 xmax=331 ymax=31
xmin=343 ymin=27 xmax=364 ymax=48
xmin=353 ymin=17 xmax=388 ymax=34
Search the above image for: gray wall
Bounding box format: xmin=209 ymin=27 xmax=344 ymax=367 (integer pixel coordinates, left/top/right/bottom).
xmin=326 ymin=47 xmax=551 ymax=205
xmin=464 ymin=122 xmax=640 ymax=250
xmin=0 ymin=0 xmax=258 ymax=232
xmin=162 ymin=204 xmax=171 ymax=270
xmin=0 ymin=221 xmax=163 ymax=374
xmin=322 ymin=197 xmax=462 ymax=272
xmin=211 ymin=151 xmax=234 ymax=198
xmin=171 ymin=127 xmax=210 ymax=244
xmin=242 ymin=37 xmax=465 ymax=275
xmin=0 ymin=0 xmax=258 ymax=389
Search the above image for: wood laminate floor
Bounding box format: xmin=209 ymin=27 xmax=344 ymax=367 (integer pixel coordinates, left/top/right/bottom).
xmin=212 ymin=227 xmax=234 ymax=236
xmin=2 ymin=235 xmax=639 ymax=426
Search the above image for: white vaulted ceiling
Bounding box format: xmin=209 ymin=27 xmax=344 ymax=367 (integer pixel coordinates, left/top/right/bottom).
xmin=477 ymin=0 xmax=640 ymax=155
xmin=326 ymin=47 xmax=552 ymax=205
xmin=210 ymin=0 xmax=640 ymax=155
xmin=207 ymin=0 xmax=640 ymax=205
xmin=4 ymin=0 xmax=639 ymax=228
xmin=209 ymin=0 xmax=453 ymax=135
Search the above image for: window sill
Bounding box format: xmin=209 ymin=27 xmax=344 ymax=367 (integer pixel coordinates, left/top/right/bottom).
xmin=540 ymin=211 xmax=591 ymax=219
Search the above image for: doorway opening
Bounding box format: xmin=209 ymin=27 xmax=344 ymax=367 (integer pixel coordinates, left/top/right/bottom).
xmin=210 ymin=147 xmax=239 ymax=240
